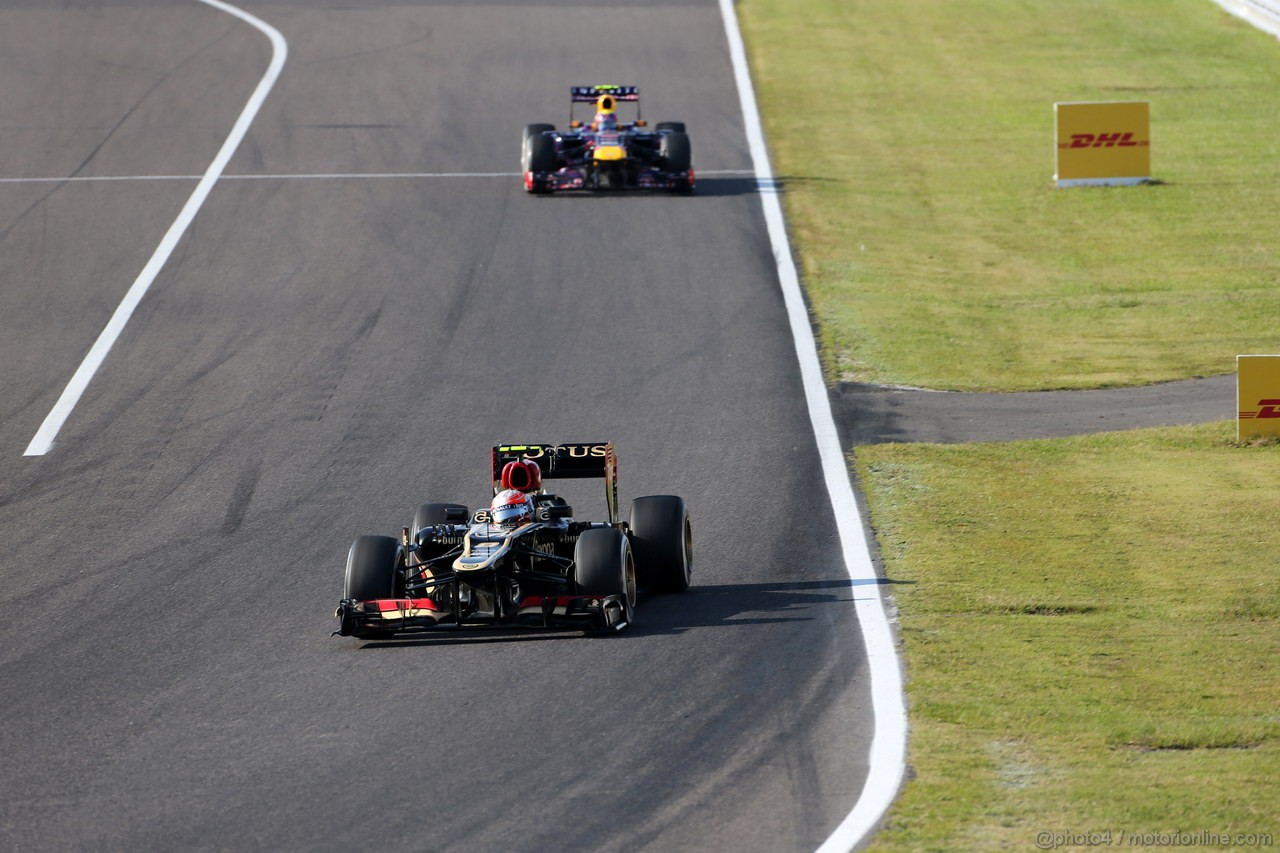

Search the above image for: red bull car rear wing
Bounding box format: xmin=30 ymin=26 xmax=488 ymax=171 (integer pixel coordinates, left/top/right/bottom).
xmin=492 ymin=442 xmax=619 ymax=523
xmin=570 ymin=85 xmax=639 ymax=102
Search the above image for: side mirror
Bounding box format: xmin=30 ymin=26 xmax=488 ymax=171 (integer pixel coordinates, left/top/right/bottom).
xmin=569 ymin=120 xmax=582 ymax=129
xmin=634 ymin=120 xmax=647 ymax=128
xmin=540 ymin=504 xmax=573 ymax=520
xmin=444 ymin=506 xmax=468 ymax=522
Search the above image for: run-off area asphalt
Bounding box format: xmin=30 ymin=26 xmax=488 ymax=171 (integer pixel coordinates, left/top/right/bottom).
xmin=0 ymin=3 xmax=875 ymax=852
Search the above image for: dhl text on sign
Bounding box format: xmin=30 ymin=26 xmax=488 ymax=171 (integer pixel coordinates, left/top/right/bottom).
xmin=1237 ymin=356 xmax=1280 ymax=440
xmin=1054 ymin=101 xmax=1150 ymax=187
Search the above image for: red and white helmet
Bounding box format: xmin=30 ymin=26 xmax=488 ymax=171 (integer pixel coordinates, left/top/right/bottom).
xmin=500 ymin=459 xmax=543 ymax=493
xmin=490 ymin=489 xmax=535 ymax=528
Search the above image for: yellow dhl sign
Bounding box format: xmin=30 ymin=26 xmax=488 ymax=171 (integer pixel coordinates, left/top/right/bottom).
xmin=1238 ymin=355 xmax=1280 ymax=440
xmin=1054 ymin=101 xmax=1150 ymax=187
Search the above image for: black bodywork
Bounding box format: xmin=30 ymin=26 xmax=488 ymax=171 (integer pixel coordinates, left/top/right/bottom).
xmin=334 ymin=442 xmax=692 ymax=638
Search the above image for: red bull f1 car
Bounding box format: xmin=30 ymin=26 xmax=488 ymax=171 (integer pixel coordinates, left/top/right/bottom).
xmin=334 ymin=442 xmax=692 ymax=639
xmin=521 ymin=86 xmax=694 ymax=194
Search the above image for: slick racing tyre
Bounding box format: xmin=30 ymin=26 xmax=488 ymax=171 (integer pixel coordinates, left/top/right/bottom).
xmin=524 ymin=131 xmax=558 ymax=194
xmin=411 ymin=502 xmax=469 ymax=535
xmin=629 ymin=496 xmax=692 ymax=593
xmin=574 ymin=528 xmax=637 ymax=631
xmin=659 ymin=131 xmax=691 ymax=172
xmin=344 ymin=535 xmax=405 ymax=601
xmin=655 ymin=121 xmax=687 ymax=133
xmin=411 ymin=502 xmax=469 ymax=565
xmin=343 ymin=536 xmax=406 ymax=640
xmin=659 ymin=131 xmax=693 ymax=193
xmin=521 ymin=123 xmax=554 ymax=170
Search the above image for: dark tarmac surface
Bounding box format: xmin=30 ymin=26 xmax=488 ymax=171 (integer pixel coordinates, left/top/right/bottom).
xmin=0 ymin=2 xmax=871 ymax=852
xmin=835 ymin=374 xmax=1236 ymax=446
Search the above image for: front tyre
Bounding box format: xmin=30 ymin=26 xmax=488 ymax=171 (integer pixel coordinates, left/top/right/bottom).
xmin=630 ymin=496 xmax=692 ymax=593
xmin=574 ymin=528 xmax=636 ymax=631
xmin=344 ymin=535 xmax=405 ymax=600
xmin=341 ymin=535 xmax=406 ymax=640
xmin=524 ymin=132 xmax=558 ymax=194
xmin=659 ymin=131 xmax=692 ymax=174
xmin=521 ymin=123 xmax=555 ymax=170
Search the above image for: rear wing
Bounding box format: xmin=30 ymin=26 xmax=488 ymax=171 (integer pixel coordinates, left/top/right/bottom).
xmin=492 ymin=442 xmax=619 ymax=523
xmin=570 ymin=85 xmax=639 ymax=103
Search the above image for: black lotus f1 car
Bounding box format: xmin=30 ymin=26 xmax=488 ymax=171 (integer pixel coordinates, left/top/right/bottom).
xmin=521 ymin=85 xmax=694 ymax=193
xmin=334 ymin=442 xmax=692 ymax=639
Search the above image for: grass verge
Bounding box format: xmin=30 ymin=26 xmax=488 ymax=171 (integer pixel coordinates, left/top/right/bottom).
xmin=734 ymin=0 xmax=1280 ymax=846
xmin=739 ymin=0 xmax=1280 ymax=391
xmin=855 ymin=423 xmax=1280 ymax=850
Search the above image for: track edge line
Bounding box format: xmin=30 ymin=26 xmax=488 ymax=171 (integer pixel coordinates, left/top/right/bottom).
xmin=714 ymin=2 xmax=908 ymax=850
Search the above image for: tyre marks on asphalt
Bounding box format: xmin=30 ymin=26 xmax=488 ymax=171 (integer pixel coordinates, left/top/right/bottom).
xmin=22 ymin=0 xmax=287 ymax=457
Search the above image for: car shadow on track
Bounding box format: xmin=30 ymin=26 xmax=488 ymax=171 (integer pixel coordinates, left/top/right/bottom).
xmin=689 ymin=176 xmax=772 ymax=196
xmin=356 ymin=630 xmax=586 ymax=649
xmin=693 ymin=174 xmax=844 ymax=197
xmin=628 ymin=577 xmax=911 ymax=636
xmin=347 ymin=579 xmax=910 ymax=646
xmin=528 ymin=176 xmax=829 ymax=198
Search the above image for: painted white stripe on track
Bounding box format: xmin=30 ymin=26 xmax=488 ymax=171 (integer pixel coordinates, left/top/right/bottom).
xmin=23 ymin=0 xmax=288 ymax=457
xmin=0 ymin=169 xmax=754 ymax=184
xmin=715 ymin=1 xmax=908 ymax=850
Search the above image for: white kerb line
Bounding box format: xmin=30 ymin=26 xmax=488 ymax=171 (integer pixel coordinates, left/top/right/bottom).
xmin=714 ymin=1 xmax=908 ymax=851
xmin=23 ymin=0 xmax=288 ymax=456
xmin=1210 ymin=0 xmax=1280 ymax=39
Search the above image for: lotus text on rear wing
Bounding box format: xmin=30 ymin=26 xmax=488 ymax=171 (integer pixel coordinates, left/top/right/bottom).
xmin=498 ymin=444 xmax=609 ymax=459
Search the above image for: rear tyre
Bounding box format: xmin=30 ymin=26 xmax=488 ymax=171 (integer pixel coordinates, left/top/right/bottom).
xmin=411 ymin=502 xmax=469 ymax=535
xmin=411 ymin=503 xmax=468 ymax=578
xmin=630 ymin=496 xmax=692 ymax=593
xmin=574 ymin=528 xmax=636 ymax=630
xmin=656 ymin=121 xmax=687 ymax=133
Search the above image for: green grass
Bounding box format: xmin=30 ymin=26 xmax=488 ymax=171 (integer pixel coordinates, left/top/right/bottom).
xmin=855 ymin=423 xmax=1280 ymax=850
xmin=740 ymin=0 xmax=1280 ymax=391
xmin=734 ymin=0 xmax=1280 ymax=847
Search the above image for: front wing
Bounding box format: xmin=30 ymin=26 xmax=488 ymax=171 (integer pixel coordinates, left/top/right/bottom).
xmin=335 ymin=592 xmax=628 ymax=637
xmin=525 ymin=164 xmax=695 ymax=193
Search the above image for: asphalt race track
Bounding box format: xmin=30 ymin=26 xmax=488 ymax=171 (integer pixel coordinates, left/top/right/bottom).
xmin=835 ymin=374 xmax=1237 ymax=446
xmin=0 ymin=2 xmax=876 ymax=851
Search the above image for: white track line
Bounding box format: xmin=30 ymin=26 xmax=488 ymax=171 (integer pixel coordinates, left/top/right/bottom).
xmin=1211 ymin=0 xmax=1280 ymax=38
xmin=715 ymin=1 xmax=907 ymax=850
xmin=23 ymin=0 xmax=287 ymax=456
xmin=0 ymin=169 xmax=754 ymax=184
